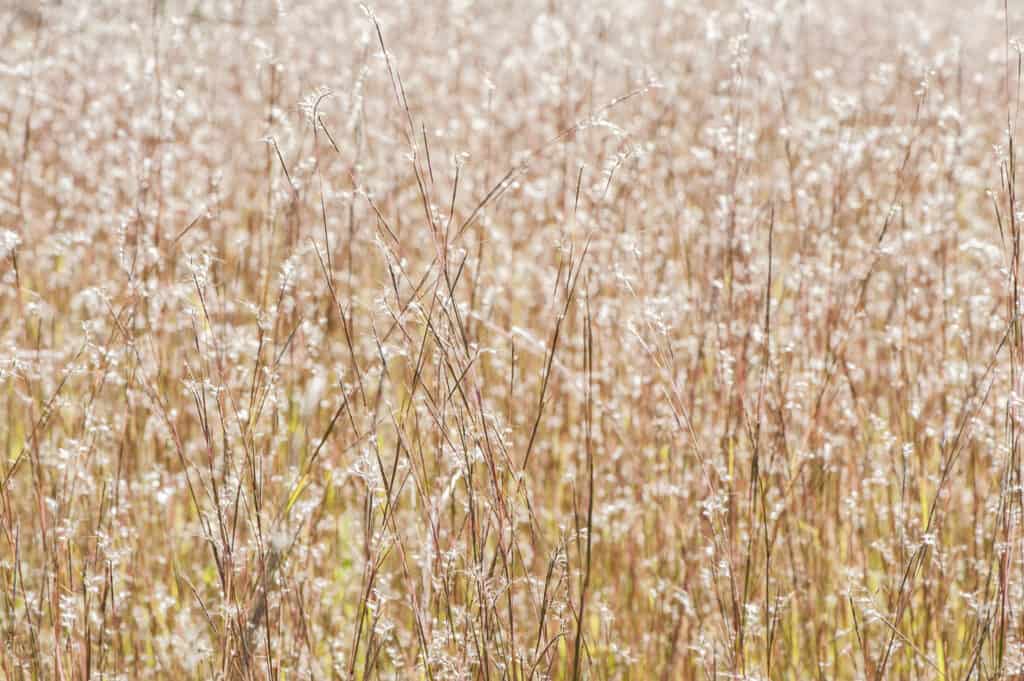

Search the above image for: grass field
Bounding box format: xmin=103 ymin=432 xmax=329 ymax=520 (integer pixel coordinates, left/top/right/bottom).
xmin=3 ymin=1 xmax=1024 ymax=679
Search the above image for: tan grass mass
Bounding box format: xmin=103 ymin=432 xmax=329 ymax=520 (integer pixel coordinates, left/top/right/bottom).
xmin=2 ymin=0 xmax=1024 ymax=679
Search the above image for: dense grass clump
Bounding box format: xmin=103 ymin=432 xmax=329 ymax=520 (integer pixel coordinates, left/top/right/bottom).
xmin=3 ymin=1 xmax=1024 ymax=679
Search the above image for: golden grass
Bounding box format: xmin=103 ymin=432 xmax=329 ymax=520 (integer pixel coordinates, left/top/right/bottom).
xmin=2 ymin=0 xmax=1024 ymax=679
